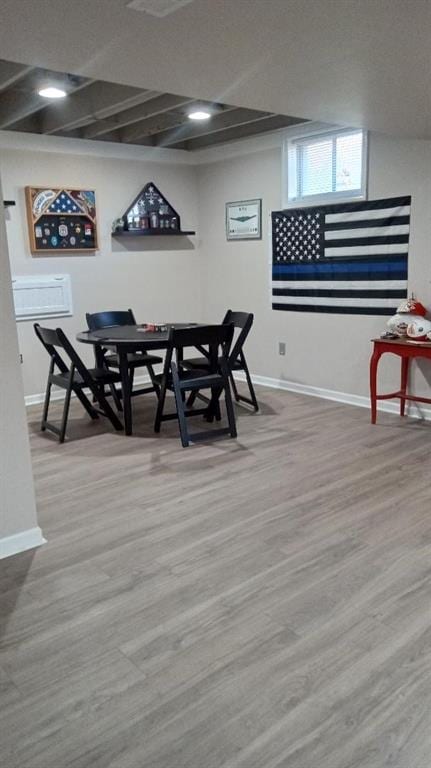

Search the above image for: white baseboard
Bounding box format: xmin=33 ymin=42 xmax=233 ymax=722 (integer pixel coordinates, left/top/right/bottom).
xmin=0 ymin=526 xmax=46 ymax=560
xmin=25 ymin=371 xmax=431 ymax=422
xmin=25 ymin=388 xmax=67 ymax=407
xmin=25 ymin=374 xmax=151 ymax=407
xmin=234 ymin=372 xmax=431 ymax=421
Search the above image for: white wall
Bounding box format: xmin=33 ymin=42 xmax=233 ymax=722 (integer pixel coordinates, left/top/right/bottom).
xmin=197 ymin=132 xmax=431 ymax=400
xmin=0 ymin=143 xmax=199 ymax=399
xmin=1 ymin=129 xmax=430 ymax=407
xmin=0 ymin=180 xmax=44 ymax=557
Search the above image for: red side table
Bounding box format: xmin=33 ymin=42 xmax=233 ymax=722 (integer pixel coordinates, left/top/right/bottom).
xmin=370 ymin=337 xmax=431 ymax=423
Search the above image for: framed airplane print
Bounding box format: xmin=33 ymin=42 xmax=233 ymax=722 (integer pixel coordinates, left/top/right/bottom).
xmin=225 ymin=198 xmax=262 ymax=240
xmin=25 ymin=186 xmax=98 ymax=253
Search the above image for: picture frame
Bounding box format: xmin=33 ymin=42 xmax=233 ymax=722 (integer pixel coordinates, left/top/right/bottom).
xmin=225 ymin=198 xmax=262 ymax=240
xmin=25 ymin=186 xmax=98 ymax=254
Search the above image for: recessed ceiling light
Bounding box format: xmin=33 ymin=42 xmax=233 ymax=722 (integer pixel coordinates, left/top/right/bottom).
xmin=38 ymin=87 xmax=67 ymax=99
xmin=188 ymin=110 xmax=211 ymax=121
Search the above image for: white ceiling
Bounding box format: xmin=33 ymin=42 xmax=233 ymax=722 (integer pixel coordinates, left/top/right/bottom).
xmin=1 ymin=0 xmax=430 ymax=139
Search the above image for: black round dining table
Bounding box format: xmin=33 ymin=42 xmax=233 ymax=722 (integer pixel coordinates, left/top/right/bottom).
xmin=77 ymin=323 xmax=197 ymax=435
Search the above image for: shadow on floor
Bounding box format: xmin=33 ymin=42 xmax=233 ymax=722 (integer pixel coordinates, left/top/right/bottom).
xmin=26 ymin=385 xmax=275 ymax=448
xmin=0 ymin=549 xmax=36 ymax=639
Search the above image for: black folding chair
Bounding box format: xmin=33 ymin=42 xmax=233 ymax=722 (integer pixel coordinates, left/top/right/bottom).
xmin=34 ymin=323 xmax=123 ymax=443
xmin=154 ymin=324 xmax=237 ymax=448
xmin=86 ymin=309 xmax=162 ymax=406
xmin=183 ymin=310 xmax=258 ymax=411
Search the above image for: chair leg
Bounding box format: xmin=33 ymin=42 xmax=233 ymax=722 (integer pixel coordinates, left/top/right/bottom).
xmin=229 ymin=372 xmax=240 ymax=402
xmin=207 ymin=387 xmax=222 ymax=422
xmin=187 ymin=390 xmax=198 ymax=408
xmin=241 ymin=354 xmax=259 ymax=411
xmin=215 ymin=400 xmax=222 ymax=421
xmin=129 ymin=366 xmax=135 ymax=394
xmin=154 ymin=379 xmax=168 ymax=433
xmin=41 ymin=376 xmax=52 ymax=431
xmin=92 ymin=388 xmax=123 ymax=431
xmin=172 ymin=364 xmax=189 ymax=447
xmin=147 ymin=364 xmax=161 ymax=399
xmin=109 ymin=382 xmax=123 ymax=412
xmin=74 ymin=389 xmax=99 ymax=420
xmin=223 ymin=375 xmax=237 ymax=439
xmin=59 ymin=375 xmax=73 ymax=443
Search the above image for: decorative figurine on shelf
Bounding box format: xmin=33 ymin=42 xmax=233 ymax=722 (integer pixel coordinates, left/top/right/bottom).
xmin=111 ymin=182 xmax=194 ymax=238
xmin=406 ymin=318 xmax=431 ymax=340
xmin=397 ymin=296 xmax=427 ymax=316
xmin=386 ymin=293 xmax=428 ymax=337
xmin=112 ymin=217 xmax=124 ymax=233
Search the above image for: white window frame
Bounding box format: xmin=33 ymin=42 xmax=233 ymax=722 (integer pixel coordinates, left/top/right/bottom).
xmin=282 ymin=122 xmax=368 ymax=208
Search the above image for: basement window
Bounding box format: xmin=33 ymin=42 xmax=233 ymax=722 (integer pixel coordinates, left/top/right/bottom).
xmin=284 ymin=126 xmax=368 ymax=207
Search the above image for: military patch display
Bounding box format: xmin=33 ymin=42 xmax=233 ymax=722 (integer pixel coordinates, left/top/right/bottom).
xmin=25 ymin=187 xmax=98 ymax=253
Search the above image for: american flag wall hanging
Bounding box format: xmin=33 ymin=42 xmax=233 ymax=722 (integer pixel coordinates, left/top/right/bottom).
xmin=271 ymin=196 xmax=411 ymax=315
xmin=25 ymin=186 xmax=98 ymax=254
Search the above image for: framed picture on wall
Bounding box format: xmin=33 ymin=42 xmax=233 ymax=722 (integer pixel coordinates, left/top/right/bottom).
xmin=225 ymin=199 xmax=262 ymax=240
xmin=25 ymin=186 xmax=98 ymax=253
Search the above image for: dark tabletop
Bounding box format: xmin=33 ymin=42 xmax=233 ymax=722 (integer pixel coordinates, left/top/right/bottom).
xmin=77 ymin=323 xmax=197 ymax=351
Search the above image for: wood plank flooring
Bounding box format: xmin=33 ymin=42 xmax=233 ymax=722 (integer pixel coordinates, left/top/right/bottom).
xmin=1 ymin=386 xmax=431 ymax=767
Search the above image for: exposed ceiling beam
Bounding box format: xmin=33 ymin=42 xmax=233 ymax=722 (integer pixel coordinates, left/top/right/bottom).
xmin=0 ymin=61 xmax=34 ymax=92
xmin=178 ymin=115 xmax=305 ymax=150
xmin=154 ymin=107 xmax=271 ymax=147
xmin=123 ymin=113 xmax=189 ymax=143
xmin=0 ymin=59 xmax=307 ymax=153
xmin=42 ymin=82 xmax=160 ymax=134
xmin=117 ymin=95 xmax=197 ymax=143
xmin=84 ymin=112 xmax=186 ymax=145
xmin=0 ymin=78 xmax=93 ymax=130
xmin=4 ymin=81 xmax=154 ymax=134
xmin=82 ymin=92 xmax=192 ymax=139
xmin=0 ymin=91 xmax=46 ymax=128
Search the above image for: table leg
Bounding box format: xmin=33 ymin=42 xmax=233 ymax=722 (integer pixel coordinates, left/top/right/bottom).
xmin=119 ymin=350 xmax=132 ymax=436
xmin=369 ymin=348 xmax=381 ymax=424
xmin=400 ymin=356 xmax=410 ymax=417
xmin=95 ymin=344 xmax=106 ymax=369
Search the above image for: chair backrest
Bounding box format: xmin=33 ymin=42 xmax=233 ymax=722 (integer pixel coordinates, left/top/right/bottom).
xmin=34 ymin=323 xmax=93 ymax=384
xmin=165 ymin=324 xmax=234 ymax=376
xmin=86 ymin=309 xmax=136 ymax=331
xmin=222 ymin=310 xmax=254 ymax=365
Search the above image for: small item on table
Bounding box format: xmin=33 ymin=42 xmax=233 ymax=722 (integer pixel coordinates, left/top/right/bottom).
xmin=140 ymin=322 xmax=168 ymax=333
xmin=387 ymin=313 xmax=418 ymax=336
xmin=397 ymin=296 xmax=427 ymax=316
xmin=380 ymin=331 xmax=398 ymax=339
xmin=386 ymin=293 xmax=428 ymax=337
xmin=406 ymin=318 xmax=431 ymax=341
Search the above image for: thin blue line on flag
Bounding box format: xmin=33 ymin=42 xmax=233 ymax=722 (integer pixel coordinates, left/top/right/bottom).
xmin=271 ymin=195 xmax=411 ymax=315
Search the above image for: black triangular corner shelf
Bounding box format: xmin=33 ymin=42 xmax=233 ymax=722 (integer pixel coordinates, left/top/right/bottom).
xmin=112 ymin=182 xmax=195 ymax=237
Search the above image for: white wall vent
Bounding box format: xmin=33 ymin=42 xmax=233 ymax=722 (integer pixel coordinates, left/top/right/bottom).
xmin=12 ymin=274 xmax=73 ymax=322
xmin=127 ymin=0 xmax=195 ymax=18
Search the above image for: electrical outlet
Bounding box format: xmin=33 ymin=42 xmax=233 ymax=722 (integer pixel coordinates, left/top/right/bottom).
xmin=19 ymin=353 xmax=23 ymax=364
xmin=279 ymin=342 xmax=286 ymax=356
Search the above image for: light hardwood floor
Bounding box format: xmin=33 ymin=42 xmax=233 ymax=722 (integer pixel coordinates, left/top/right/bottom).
xmin=1 ymin=386 xmax=431 ymax=768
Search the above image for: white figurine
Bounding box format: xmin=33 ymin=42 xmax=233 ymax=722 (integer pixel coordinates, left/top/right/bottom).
xmin=406 ymin=318 xmax=431 ymax=340
xmin=387 ymin=294 xmax=428 ymax=336
xmin=387 ymin=313 xmax=419 ymax=336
